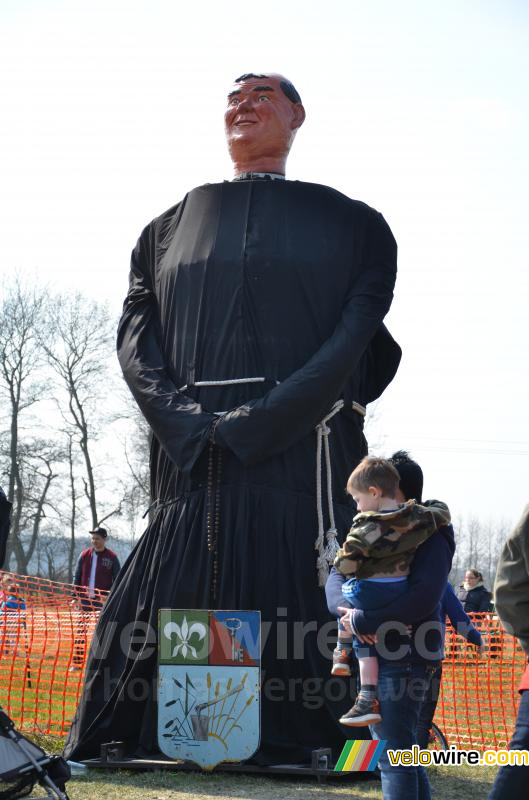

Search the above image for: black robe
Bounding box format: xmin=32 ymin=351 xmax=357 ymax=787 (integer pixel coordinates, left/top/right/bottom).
xmin=65 ymin=179 xmax=401 ymax=764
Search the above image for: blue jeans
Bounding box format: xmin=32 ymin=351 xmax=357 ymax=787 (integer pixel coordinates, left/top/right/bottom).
xmin=370 ymin=661 xmax=435 ymax=800
xmin=488 ymin=689 xmax=529 ymax=799
xmin=416 ymin=663 xmax=442 ymax=750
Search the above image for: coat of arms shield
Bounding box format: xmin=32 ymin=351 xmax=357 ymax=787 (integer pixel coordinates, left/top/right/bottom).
xmin=158 ymin=609 xmax=260 ymax=769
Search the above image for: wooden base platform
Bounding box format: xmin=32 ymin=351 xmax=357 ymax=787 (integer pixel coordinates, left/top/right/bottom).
xmin=81 ymin=744 xmax=379 ymax=783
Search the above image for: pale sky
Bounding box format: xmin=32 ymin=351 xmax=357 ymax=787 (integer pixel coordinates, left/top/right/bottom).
xmin=1 ymin=0 xmax=528 ymax=527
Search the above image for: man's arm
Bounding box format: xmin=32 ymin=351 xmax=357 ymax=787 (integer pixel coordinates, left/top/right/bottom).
xmin=351 ymin=525 xmax=455 ymax=634
xmin=443 ymin=582 xmax=483 ymax=647
xmin=325 ymin=567 xmax=350 ymax=617
xmin=117 ymin=222 xmax=216 ymax=475
xmin=216 ymin=210 xmax=397 ymax=465
xmin=494 ymin=505 xmax=529 ymax=654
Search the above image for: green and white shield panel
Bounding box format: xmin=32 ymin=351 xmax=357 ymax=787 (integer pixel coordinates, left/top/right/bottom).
xmin=158 ymin=609 xmax=260 ymax=769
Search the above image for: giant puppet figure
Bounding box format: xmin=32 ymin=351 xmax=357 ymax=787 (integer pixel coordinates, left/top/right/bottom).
xmin=65 ymin=74 xmax=401 ymax=764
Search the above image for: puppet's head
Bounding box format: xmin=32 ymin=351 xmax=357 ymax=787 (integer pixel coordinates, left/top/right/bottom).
xmin=225 ymin=73 xmax=305 ymax=175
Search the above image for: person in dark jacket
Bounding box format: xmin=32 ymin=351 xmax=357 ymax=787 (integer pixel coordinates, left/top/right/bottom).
xmin=330 ymin=449 xmax=425 ymax=678
xmin=456 ymin=569 xmax=492 ymax=613
xmin=0 ymin=486 xmax=12 ymax=570
xmin=327 ymin=450 xmax=455 ymax=798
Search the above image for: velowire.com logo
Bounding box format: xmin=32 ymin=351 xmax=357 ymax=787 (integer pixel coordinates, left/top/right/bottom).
xmin=334 ymin=739 xmax=387 ymax=771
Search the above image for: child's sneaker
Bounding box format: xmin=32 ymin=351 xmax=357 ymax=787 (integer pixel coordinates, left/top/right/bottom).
xmin=339 ymin=696 xmax=382 ymax=726
xmin=331 ymin=647 xmax=352 ymax=676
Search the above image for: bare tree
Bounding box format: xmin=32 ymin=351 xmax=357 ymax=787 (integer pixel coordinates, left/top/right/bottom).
xmin=65 ymin=431 xmax=78 ymax=582
xmin=22 ymin=444 xmax=60 ymax=564
xmin=450 ymin=514 xmax=512 ymax=590
xmin=42 ymin=293 xmax=114 ymax=529
xmin=0 ymin=279 xmax=49 ymax=570
xmin=466 ymin=516 xmax=481 ymax=572
xmin=0 ymin=433 xmax=62 ymax=573
xmin=0 ymin=278 xmax=136 ymax=577
xmin=35 ymin=527 xmax=74 ymax=581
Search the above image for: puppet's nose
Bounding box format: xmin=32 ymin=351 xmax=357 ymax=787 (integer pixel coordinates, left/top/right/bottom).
xmin=237 ymin=94 xmax=254 ymax=111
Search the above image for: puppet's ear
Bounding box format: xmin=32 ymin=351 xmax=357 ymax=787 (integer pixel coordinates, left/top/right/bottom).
xmin=291 ymin=104 xmax=306 ymax=131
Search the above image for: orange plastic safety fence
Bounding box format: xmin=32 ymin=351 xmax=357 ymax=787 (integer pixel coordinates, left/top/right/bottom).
xmin=435 ymin=612 xmax=526 ymax=749
xmin=0 ymin=575 xmax=526 ymax=749
xmin=0 ymin=570 xmax=108 ymax=735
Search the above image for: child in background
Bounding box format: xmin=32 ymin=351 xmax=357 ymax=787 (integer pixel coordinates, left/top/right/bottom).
xmin=0 ymin=574 xmax=26 ymax=613
xmin=333 ymin=456 xmax=450 ymax=726
xmin=0 ymin=574 xmax=26 ymax=656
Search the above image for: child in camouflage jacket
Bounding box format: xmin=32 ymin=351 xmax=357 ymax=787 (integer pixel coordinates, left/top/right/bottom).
xmin=333 ymin=456 xmax=450 ymax=727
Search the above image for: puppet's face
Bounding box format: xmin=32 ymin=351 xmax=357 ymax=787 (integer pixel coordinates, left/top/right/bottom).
xmin=224 ymin=75 xmax=304 ymax=167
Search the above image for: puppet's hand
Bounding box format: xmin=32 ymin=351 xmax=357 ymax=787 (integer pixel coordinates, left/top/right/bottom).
xmin=213 ymin=403 xmax=256 ymax=453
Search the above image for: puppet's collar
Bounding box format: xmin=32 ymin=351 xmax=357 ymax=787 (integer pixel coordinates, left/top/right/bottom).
xmin=232 ymin=172 xmax=285 ymax=181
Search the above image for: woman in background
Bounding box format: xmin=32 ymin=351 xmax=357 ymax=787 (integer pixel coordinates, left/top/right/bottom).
xmin=456 ymin=569 xmax=492 ymax=613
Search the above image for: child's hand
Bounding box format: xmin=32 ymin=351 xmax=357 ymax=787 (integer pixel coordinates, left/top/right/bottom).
xmin=337 ymin=606 xmax=353 ymax=633
xmin=356 ymin=630 xmax=378 ymax=645
xmin=337 ymin=606 xmax=377 ymax=644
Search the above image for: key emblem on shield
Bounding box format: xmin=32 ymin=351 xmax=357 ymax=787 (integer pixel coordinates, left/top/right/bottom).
xmin=158 ymin=609 xmax=260 ymax=769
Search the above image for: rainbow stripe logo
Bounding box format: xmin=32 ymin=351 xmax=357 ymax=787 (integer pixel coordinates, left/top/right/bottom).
xmin=334 ymin=739 xmax=387 ymax=771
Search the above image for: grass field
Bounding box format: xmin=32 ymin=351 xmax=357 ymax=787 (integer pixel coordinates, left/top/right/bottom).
xmin=23 ymin=762 xmax=500 ymax=799
xmin=12 ymin=732 xmax=500 ymax=799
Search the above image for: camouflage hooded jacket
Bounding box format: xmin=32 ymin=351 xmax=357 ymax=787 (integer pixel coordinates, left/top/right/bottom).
xmin=334 ymin=499 xmax=451 ymax=579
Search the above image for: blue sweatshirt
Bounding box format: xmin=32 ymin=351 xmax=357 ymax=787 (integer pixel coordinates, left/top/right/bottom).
xmin=0 ymin=593 xmax=26 ymax=613
xmin=325 ymin=523 xmax=455 ymax=664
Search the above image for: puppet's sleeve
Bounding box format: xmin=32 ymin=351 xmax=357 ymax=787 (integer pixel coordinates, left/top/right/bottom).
xmin=216 ymin=210 xmax=397 ymax=464
xmin=117 ymin=224 xmax=215 ymax=474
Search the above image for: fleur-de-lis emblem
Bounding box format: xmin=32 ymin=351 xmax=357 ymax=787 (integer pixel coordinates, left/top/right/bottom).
xmin=164 ymin=616 xmax=207 ymax=659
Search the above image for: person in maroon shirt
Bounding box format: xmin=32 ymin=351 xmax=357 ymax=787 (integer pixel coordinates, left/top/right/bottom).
xmin=73 ymin=527 xmax=120 ymax=608
xmin=70 ymin=528 xmax=121 ymax=672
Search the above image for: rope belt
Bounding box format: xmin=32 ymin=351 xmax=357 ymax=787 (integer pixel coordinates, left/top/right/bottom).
xmin=314 ymin=399 xmax=345 ymax=587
